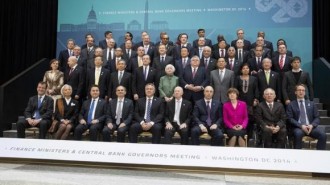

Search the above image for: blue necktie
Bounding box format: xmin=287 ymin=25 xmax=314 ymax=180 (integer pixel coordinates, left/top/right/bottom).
xmin=299 ymin=100 xmax=307 ymax=124
xmin=35 ymin=96 xmax=42 ymax=119
xmin=87 ymin=100 xmax=96 ymax=124
xmin=146 ymin=99 xmax=152 ymax=122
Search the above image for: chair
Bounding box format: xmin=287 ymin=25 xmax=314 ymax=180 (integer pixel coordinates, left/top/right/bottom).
xmin=26 ymin=127 xmax=39 ymax=137
xmin=302 ymin=136 xmax=318 ymax=149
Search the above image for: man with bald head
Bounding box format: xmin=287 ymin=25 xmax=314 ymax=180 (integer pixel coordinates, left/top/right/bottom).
xmin=191 ymin=86 xmax=224 ymax=146
xmin=164 ymin=86 xmax=192 ymax=145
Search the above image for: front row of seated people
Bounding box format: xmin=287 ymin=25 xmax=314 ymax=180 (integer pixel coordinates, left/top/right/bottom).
xmin=17 ymin=82 xmax=326 ymax=150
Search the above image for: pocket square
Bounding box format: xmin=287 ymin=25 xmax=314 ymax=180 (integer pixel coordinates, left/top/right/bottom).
xmin=71 ymin=103 xmax=76 ymax=106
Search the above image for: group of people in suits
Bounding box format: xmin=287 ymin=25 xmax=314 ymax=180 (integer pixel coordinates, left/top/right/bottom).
xmin=16 ymin=29 xmax=326 ymax=150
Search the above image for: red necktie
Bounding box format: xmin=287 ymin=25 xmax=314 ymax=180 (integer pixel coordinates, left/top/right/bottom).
xmin=279 ymin=55 xmax=284 ymax=69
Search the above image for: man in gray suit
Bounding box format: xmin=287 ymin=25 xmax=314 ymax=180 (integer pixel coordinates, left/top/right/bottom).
xmin=210 ymin=57 xmax=235 ymax=103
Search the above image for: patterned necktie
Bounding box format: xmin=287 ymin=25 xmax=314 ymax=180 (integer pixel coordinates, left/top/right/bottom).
xmin=279 ymin=55 xmax=284 ymax=69
xmin=269 ymin=103 xmax=273 ymax=111
xmin=146 ymin=99 xmax=152 ymax=122
xmin=116 ymin=100 xmax=122 ymax=125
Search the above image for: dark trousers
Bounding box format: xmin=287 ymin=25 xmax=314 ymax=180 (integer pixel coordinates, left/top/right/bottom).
xmin=102 ymin=124 xmax=128 ymax=142
xmin=74 ymin=123 xmax=102 ymax=141
xmin=164 ymin=122 xmax=189 ymax=145
xmin=17 ymin=119 xmax=50 ymax=139
xmin=191 ymin=125 xmax=224 ymax=146
xmin=262 ymin=127 xmax=287 ymax=148
xmin=293 ymin=127 xmax=327 ymax=150
xmin=129 ymin=122 xmax=162 ymax=144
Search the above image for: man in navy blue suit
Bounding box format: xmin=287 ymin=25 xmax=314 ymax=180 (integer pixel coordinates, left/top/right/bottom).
xmin=287 ymin=84 xmax=327 ymax=150
xmin=191 ymin=86 xmax=224 ymax=146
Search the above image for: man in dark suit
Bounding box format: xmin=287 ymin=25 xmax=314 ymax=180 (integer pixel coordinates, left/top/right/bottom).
xmin=122 ymin=40 xmax=137 ymax=62
xmin=257 ymin=58 xmax=282 ymax=102
xmin=271 ymin=44 xmax=292 ymax=80
xmin=231 ymin=28 xmax=251 ymax=51
xmin=58 ymin=38 xmax=75 ymax=72
xmin=98 ymin=30 xmax=117 ymax=49
xmin=287 ymin=84 xmax=327 ymax=150
xmin=164 ymin=86 xmax=192 ymax=145
xmin=180 ymin=56 xmax=208 ymax=105
xmin=212 ymin=39 xmax=228 ymax=60
xmin=102 ymin=86 xmax=133 ymax=142
xmin=282 ymin=56 xmax=314 ymax=105
xmin=154 ymin=33 xmax=175 ymax=57
xmin=193 ymin=28 xmax=213 ymax=49
xmin=108 ymin=59 xmax=132 ymax=100
xmin=255 ymin=88 xmax=287 ymax=148
xmin=152 ymin=44 xmax=174 ymax=77
xmin=73 ymin=45 xmax=87 ymax=72
xmin=132 ymin=54 xmax=159 ymax=100
xmin=174 ymin=47 xmax=191 ymax=77
xmin=251 ymin=31 xmax=274 ymax=56
xmin=102 ymin=38 xmax=116 ymax=69
xmin=200 ymin=46 xmax=217 ymax=76
xmin=191 ymin=86 xmax=224 ymax=146
xmin=128 ymin=46 xmax=145 ymax=74
xmin=129 ymin=83 xmax=164 ymax=143
xmin=235 ymin=39 xmax=249 ymax=64
xmin=247 ymin=45 xmax=264 ymax=76
xmin=65 ymin=56 xmax=85 ymax=101
xmin=174 ymin=33 xmax=194 ymax=60
xmin=134 ymin=34 xmax=155 ymax=63
xmin=226 ymin=46 xmax=242 ymax=76
xmin=74 ymin=85 xmax=107 ymax=141
xmin=273 ymin=39 xmax=293 ymax=58
xmin=17 ymin=82 xmax=54 ymax=139
xmin=86 ymin=56 xmax=110 ymax=100
xmin=80 ymin=36 xmax=97 ymax=70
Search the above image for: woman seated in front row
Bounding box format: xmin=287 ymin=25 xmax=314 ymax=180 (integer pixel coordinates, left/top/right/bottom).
xmin=223 ymin=88 xmax=249 ymax=147
xmin=53 ymin=84 xmax=79 ymax=140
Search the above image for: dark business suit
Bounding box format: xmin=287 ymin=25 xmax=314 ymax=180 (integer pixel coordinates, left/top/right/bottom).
xmin=64 ymin=65 xmax=85 ymax=99
xmin=122 ymin=49 xmax=137 ymax=61
xmin=257 ymin=70 xmax=281 ymax=101
xmin=98 ymin=39 xmax=117 ymax=50
xmin=58 ymin=49 xmax=71 ymax=72
xmin=17 ymin=95 xmax=54 ymax=139
xmin=108 ymin=71 xmax=132 ymax=99
xmin=200 ymin=57 xmax=217 ymax=77
xmin=226 ymin=58 xmax=242 ymax=76
xmin=164 ymin=98 xmax=192 ymax=144
xmin=152 ymin=55 xmax=174 ymax=77
xmin=282 ymin=71 xmax=314 ymax=102
xmin=191 ymin=99 xmax=224 ymax=146
xmin=180 ymin=66 xmax=209 ymax=104
xmin=231 ymin=39 xmax=251 ymax=51
xmin=129 ymin=97 xmax=164 ymax=143
xmin=271 ymin=55 xmax=292 ymax=80
xmin=102 ymin=98 xmax=134 ymax=142
xmin=287 ymin=100 xmax=327 ymax=150
xmin=234 ymin=76 xmax=259 ymax=107
xmin=193 ymin=38 xmax=213 ymax=48
xmin=273 ymin=50 xmax=293 ymax=58
xmin=81 ymin=46 xmax=97 ymax=69
xmin=251 ymin=41 xmax=274 ymax=57
xmin=235 ymin=49 xmax=249 ymax=64
xmin=86 ymin=67 xmax=110 ymax=99
xmin=255 ymin=101 xmax=287 ymax=148
xmin=212 ymin=48 xmax=228 ymax=60
xmin=249 ymin=48 xmax=271 ymax=60
xmin=174 ymin=58 xmax=191 ymax=77
xmin=174 ymin=43 xmax=194 ymax=59
xmin=154 ymin=44 xmax=175 ymax=57
xmin=132 ymin=66 xmax=160 ymax=98
xmin=247 ymin=57 xmax=263 ymax=76
xmin=74 ymin=98 xmax=107 ymax=141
